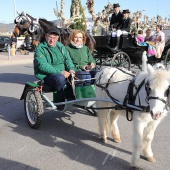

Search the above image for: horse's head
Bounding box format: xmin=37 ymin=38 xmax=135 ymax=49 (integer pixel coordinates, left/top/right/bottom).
xmin=12 ymin=11 xmax=42 ymax=49
xmin=136 ymin=64 xmax=170 ymax=120
xmin=13 ymin=10 xmax=31 ymax=37
xmin=14 ymin=10 xmax=31 ymax=25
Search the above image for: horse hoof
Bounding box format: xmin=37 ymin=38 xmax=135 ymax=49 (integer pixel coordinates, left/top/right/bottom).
xmin=114 ymin=137 xmax=121 ymax=143
xmin=146 ymin=156 xmax=156 ymax=162
xmin=100 ymin=137 xmax=107 ymax=143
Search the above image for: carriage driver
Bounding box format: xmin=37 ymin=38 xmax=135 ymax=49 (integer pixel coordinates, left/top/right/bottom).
xmin=34 ymin=27 xmax=76 ymax=111
xmin=111 ymin=9 xmax=132 ymax=50
xmin=109 ymin=3 xmax=123 ymax=31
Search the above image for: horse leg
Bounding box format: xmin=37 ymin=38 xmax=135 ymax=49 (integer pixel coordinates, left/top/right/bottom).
xmin=131 ymin=113 xmax=145 ymax=168
xmin=142 ymin=121 xmax=160 ymax=162
xmin=97 ymin=109 xmax=109 ymax=143
xmin=110 ymin=109 xmax=121 ymax=143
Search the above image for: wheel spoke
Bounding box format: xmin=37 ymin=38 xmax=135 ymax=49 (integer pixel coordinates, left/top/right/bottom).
xmin=111 ymin=52 xmax=131 ymax=70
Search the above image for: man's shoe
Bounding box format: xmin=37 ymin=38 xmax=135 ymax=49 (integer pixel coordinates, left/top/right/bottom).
xmin=113 ymin=46 xmax=119 ymax=50
xmin=57 ymin=104 xmax=65 ymax=111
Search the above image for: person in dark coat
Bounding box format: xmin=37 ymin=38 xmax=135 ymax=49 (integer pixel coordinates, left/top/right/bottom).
xmin=109 ymin=3 xmax=123 ymax=30
xmin=117 ymin=9 xmax=132 ymax=32
xmin=112 ymin=9 xmax=132 ymax=49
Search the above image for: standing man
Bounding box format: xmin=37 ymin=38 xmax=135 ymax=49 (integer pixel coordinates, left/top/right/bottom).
xmin=34 ymin=27 xmax=75 ymax=111
xmin=109 ymin=3 xmax=123 ymax=31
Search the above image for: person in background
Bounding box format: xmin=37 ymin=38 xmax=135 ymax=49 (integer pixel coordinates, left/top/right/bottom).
xmin=109 ymin=3 xmax=123 ymax=47
xmin=152 ymin=25 xmax=165 ymax=59
xmin=109 ymin=3 xmax=123 ymax=31
xmin=113 ymin=9 xmax=132 ymax=50
xmin=136 ymin=30 xmax=144 ymax=43
xmin=144 ymin=29 xmax=153 ymax=42
xmin=66 ymin=30 xmax=96 ymax=86
xmin=34 ymin=27 xmax=75 ymax=111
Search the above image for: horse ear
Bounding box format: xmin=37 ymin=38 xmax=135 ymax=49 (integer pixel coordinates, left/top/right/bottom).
xmin=17 ymin=10 xmax=20 ymax=15
xmin=147 ymin=64 xmax=154 ymax=73
xmin=22 ymin=9 xmax=26 ymax=16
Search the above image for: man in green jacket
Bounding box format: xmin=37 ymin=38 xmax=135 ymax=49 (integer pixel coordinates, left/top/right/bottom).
xmin=34 ymin=27 xmax=75 ymax=110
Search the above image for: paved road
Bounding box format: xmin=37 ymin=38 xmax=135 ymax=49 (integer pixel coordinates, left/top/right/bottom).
xmin=0 ymin=57 xmax=170 ymax=170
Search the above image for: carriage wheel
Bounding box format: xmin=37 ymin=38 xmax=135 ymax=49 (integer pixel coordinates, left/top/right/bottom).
xmin=164 ymin=49 xmax=170 ymax=68
xmin=24 ymin=87 xmax=44 ymax=129
xmin=111 ymin=52 xmax=131 ymax=70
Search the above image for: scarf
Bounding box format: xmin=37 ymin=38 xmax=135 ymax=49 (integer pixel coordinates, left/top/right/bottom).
xmin=71 ymin=41 xmax=84 ymax=49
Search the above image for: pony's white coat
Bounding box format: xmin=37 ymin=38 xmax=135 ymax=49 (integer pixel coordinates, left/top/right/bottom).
xmin=95 ymin=65 xmax=170 ymax=168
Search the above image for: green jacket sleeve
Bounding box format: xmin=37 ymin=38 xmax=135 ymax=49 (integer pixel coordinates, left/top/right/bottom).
xmin=59 ymin=45 xmax=75 ymax=71
xmin=34 ymin=47 xmax=60 ymax=75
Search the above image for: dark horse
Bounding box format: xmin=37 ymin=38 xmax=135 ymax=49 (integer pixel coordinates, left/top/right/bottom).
xmin=12 ymin=11 xmax=96 ymax=54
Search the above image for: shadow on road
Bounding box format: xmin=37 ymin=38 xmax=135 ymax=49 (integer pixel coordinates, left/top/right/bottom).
xmin=12 ymin=111 xmax=134 ymax=169
xmin=0 ymin=157 xmax=40 ymax=170
xmin=0 ymin=73 xmax=36 ymax=85
xmin=0 ymin=94 xmax=148 ymax=170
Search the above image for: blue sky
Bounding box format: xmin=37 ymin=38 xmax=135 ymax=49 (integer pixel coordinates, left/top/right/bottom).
xmin=0 ymin=0 xmax=170 ymax=24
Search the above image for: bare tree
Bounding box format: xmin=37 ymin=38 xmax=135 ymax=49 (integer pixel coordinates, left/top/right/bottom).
xmin=86 ymin=0 xmax=113 ymax=32
xmin=53 ymin=0 xmax=85 ymax=27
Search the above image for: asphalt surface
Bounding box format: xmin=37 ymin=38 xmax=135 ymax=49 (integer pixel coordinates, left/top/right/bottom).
xmin=0 ymin=51 xmax=170 ymax=170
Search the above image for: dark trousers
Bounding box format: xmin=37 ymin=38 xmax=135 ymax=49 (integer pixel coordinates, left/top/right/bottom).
xmin=75 ymin=71 xmax=91 ymax=86
xmin=75 ymin=69 xmax=98 ymax=86
xmin=44 ymin=74 xmax=74 ymax=102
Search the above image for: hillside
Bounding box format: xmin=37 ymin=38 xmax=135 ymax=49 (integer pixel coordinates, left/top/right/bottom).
xmin=0 ymin=23 xmax=15 ymax=33
xmin=0 ymin=18 xmax=93 ymax=33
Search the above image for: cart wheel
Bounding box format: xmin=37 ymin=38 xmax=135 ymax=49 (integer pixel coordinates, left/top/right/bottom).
xmin=24 ymin=87 xmax=44 ymax=129
xmin=164 ymin=49 xmax=170 ymax=68
xmin=111 ymin=52 xmax=131 ymax=70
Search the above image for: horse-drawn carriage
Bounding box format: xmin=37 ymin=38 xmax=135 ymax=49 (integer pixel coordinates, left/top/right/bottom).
xmin=93 ymin=33 xmax=170 ymax=70
xmin=14 ymin=11 xmax=170 ymax=168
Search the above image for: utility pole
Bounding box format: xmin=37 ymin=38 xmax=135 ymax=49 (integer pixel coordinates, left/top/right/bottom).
xmin=13 ymin=0 xmax=16 ymax=19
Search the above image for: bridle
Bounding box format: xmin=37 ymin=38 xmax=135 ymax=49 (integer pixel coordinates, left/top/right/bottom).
xmin=145 ymin=80 xmax=170 ymax=109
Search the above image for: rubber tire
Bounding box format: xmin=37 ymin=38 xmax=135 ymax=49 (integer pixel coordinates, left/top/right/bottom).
xmin=111 ymin=52 xmax=131 ymax=70
xmin=24 ymin=87 xmax=44 ymax=129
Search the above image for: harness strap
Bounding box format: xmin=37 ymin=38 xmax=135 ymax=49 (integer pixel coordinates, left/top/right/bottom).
xmin=131 ymin=79 xmax=146 ymax=104
xmin=147 ymin=96 xmax=166 ymax=104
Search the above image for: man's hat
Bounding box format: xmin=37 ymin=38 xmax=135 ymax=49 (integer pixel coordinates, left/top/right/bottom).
xmin=113 ymin=3 xmax=120 ymax=8
xmin=123 ymin=9 xmax=130 ymax=14
xmin=46 ymin=27 xmax=60 ymax=35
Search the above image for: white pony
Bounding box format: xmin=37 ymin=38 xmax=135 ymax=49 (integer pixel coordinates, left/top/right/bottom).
xmin=95 ymin=63 xmax=170 ymax=168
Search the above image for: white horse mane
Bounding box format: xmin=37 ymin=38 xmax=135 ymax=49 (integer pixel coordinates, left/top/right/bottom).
xmin=136 ymin=66 xmax=170 ymax=90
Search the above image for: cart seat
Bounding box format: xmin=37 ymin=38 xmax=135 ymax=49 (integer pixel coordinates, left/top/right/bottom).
xmin=119 ymin=34 xmax=136 ymax=49
xmin=93 ymin=35 xmax=109 ymax=48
